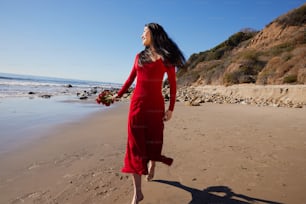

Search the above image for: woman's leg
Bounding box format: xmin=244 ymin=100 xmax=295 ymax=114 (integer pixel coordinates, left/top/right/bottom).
xmin=146 ymin=160 xmax=156 ymax=181
xmin=131 ymin=173 xmax=144 ymax=204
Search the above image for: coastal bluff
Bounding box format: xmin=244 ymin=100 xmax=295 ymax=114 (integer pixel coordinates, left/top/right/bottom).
xmin=177 ymin=4 xmax=305 ymax=86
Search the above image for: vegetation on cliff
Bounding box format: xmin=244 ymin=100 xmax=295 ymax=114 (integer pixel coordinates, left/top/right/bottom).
xmin=177 ymin=4 xmax=306 ymax=86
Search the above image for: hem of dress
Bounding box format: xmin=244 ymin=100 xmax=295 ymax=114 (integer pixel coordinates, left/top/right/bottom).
xmin=121 ymin=156 xmax=173 ymax=175
xmin=121 ymin=168 xmax=148 ymax=175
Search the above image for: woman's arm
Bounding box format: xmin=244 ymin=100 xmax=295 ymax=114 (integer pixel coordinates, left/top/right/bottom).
xmin=166 ymin=66 xmax=177 ymax=111
xmin=164 ymin=66 xmax=176 ymax=121
xmin=116 ymin=55 xmax=139 ymax=98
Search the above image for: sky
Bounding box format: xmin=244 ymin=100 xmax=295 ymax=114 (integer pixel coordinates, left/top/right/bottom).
xmin=0 ymin=0 xmax=304 ymax=83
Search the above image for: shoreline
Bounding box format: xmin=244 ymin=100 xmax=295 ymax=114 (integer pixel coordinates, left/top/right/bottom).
xmin=0 ymin=102 xmax=306 ymax=203
xmin=0 ymin=95 xmax=111 ymax=154
xmin=0 ymin=102 xmax=130 ymax=203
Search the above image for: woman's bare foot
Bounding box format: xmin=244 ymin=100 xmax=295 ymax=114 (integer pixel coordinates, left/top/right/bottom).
xmin=146 ymin=161 xmax=155 ymax=181
xmin=131 ymin=191 xmax=144 ymax=204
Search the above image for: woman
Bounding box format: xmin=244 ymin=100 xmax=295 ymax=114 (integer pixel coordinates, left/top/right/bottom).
xmin=114 ymin=23 xmax=185 ymax=204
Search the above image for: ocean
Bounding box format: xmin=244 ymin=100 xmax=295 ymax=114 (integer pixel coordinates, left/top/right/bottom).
xmin=0 ymin=72 xmax=122 ymax=154
xmin=0 ymin=72 xmax=122 ymax=98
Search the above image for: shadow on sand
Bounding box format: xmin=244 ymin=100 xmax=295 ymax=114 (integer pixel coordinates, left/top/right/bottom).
xmin=153 ymin=180 xmax=283 ymax=204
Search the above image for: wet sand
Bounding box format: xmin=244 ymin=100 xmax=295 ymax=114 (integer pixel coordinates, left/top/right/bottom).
xmin=0 ymin=102 xmax=305 ymax=204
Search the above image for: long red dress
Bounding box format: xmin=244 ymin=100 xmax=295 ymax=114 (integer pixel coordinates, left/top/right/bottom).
xmin=117 ymin=54 xmax=177 ymax=175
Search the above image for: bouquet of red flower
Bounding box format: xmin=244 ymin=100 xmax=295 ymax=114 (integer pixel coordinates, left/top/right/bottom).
xmin=96 ymin=90 xmax=114 ymax=106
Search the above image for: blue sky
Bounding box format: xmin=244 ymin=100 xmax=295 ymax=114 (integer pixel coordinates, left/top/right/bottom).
xmin=0 ymin=0 xmax=304 ymax=83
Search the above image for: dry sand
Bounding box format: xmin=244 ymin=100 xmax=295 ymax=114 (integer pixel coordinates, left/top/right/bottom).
xmin=0 ymin=102 xmax=306 ymax=204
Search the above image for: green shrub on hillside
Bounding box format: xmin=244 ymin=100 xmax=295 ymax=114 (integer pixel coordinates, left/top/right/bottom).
xmin=223 ymin=72 xmax=240 ymax=85
xmin=269 ymin=43 xmax=295 ymax=56
xmin=186 ymin=30 xmax=258 ymax=69
xmin=283 ymin=75 xmax=297 ymax=83
xmin=241 ymin=50 xmax=260 ymax=62
xmin=202 ymin=63 xmax=226 ymax=84
xmin=276 ymin=4 xmax=306 ymax=27
xmin=223 ymin=67 xmax=257 ymax=85
xmin=226 ymin=32 xmax=247 ymax=47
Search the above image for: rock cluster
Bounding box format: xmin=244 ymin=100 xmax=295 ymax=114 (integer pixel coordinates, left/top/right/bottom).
xmin=77 ymin=87 xmax=99 ymax=100
xmin=168 ymin=86 xmax=305 ymax=108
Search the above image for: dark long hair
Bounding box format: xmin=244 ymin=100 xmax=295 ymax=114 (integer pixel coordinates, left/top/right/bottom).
xmin=139 ymin=23 xmax=185 ymax=68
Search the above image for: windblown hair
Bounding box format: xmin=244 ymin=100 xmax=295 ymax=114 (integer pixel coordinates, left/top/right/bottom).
xmin=139 ymin=23 xmax=185 ymax=68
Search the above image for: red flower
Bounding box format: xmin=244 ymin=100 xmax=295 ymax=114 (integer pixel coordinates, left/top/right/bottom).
xmin=96 ymin=90 xmax=114 ymax=106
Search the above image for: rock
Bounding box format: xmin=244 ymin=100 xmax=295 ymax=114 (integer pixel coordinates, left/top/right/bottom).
xmin=78 ymin=90 xmax=90 ymax=100
xmin=90 ymin=87 xmax=98 ymax=94
xmin=79 ymin=96 xmax=88 ymax=100
xmin=64 ymin=84 xmax=73 ymax=88
xmin=293 ymin=104 xmax=303 ymax=108
xmin=40 ymin=94 xmax=52 ymax=99
xmin=191 ymin=101 xmax=201 ymax=106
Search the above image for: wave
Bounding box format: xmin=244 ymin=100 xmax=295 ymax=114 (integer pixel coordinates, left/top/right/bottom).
xmin=0 ymin=72 xmax=122 ymax=98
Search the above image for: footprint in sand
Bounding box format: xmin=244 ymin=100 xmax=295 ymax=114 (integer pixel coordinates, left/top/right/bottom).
xmin=28 ymin=163 xmax=40 ymax=170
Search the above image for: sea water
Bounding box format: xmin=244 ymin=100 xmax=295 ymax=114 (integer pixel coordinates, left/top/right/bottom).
xmin=0 ymin=73 xmax=121 ymax=154
xmin=0 ymin=72 xmax=121 ymax=98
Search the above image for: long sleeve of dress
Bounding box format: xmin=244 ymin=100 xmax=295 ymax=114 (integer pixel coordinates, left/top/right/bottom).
xmin=166 ymin=66 xmax=177 ymax=111
xmin=117 ymin=55 xmax=138 ymax=98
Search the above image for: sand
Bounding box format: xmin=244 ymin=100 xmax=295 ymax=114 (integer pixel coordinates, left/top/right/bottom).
xmin=0 ymin=101 xmax=306 ymax=204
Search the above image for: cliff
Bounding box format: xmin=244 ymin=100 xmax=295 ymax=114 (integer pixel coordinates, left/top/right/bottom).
xmin=177 ymin=3 xmax=306 ymax=86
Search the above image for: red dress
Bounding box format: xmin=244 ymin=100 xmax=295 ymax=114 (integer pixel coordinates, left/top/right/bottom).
xmin=117 ymin=54 xmax=177 ymax=175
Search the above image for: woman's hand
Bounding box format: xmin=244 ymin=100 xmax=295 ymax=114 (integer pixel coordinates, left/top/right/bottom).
xmin=112 ymin=93 xmax=120 ymax=102
xmin=164 ymin=110 xmax=173 ymax=121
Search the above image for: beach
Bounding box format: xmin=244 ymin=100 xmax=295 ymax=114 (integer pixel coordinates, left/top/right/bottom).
xmin=0 ymin=100 xmax=306 ymax=204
